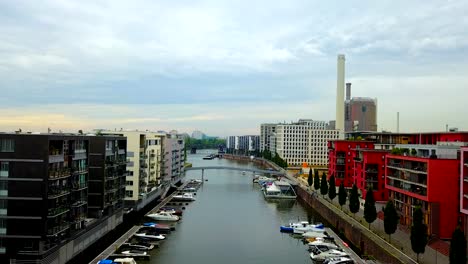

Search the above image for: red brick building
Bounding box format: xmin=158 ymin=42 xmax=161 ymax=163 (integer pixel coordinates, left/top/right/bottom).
xmin=328 ymin=140 xmax=374 ymax=188
xmin=386 ymin=154 xmax=460 ymax=239
xmin=354 ymin=149 xmax=389 ymax=202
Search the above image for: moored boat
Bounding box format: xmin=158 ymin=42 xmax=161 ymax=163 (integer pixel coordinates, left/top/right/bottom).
xmin=147 ymin=212 xmax=179 ymax=221
xmin=113 ymin=258 xmax=138 ymax=264
xmin=134 ymin=233 xmax=165 ymax=240
xmin=310 ymin=249 xmax=349 ymax=262
xmin=172 ymin=193 xmax=196 ymax=201
xmin=280 ymin=221 xmax=309 ymax=233
xmin=293 ymin=223 xmax=325 ymax=234
xmin=263 ymin=182 xmax=297 ymax=199
xmin=121 ymin=242 xmax=154 ymax=251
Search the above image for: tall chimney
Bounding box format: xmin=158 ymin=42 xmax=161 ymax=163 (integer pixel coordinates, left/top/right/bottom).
xmin=346 ymin=83 xmax=351 ymax=101
xmin=336 ymin=54 xmax=345 ymax=132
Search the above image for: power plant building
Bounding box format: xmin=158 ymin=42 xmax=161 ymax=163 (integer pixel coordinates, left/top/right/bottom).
xmin=344 ymin=83 xmax=378 ymax=132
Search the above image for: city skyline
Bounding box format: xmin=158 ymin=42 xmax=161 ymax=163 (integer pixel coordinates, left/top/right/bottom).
xmin=1 ymin=0 xmax=468 ymax=136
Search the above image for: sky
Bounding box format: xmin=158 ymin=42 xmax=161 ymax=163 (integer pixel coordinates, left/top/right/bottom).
xmin=0 ymin=0 xmax=467 ymax=136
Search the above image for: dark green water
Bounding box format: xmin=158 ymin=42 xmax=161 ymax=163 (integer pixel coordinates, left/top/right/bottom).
xmin=146 ymin=151 xmax=322 ymax=264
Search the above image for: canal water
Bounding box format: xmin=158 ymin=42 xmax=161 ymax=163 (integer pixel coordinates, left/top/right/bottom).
xmin=145 ymin=151 xmax=323 ymax=264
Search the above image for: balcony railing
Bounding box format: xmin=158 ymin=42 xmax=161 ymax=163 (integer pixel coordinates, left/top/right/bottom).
xmin=73 ymin=152 xmax=87 ymax=160
xmin=48 ymin=188 xmax=70 ymax=199
xmin=71 ymin=200 xmax=87 ymax=207
xmin=49 ymin=154 xmax=64 ymax=163
xmin=48 ymin=168 xmax=71 ymax=179
xmin=387 ymin=178 xmax=427 ymax=196
xmin=47 ymin=223 xmax=70 ymax=236
xmin=72 ymin=182 xmax=87 ymax=191
xmin=118 ymin=149 xmax=125 ymax=155
xmin=47 ymin=207 xmax=70 ymax=218
xmin=72 ymin=167 xmax=88 ymax=174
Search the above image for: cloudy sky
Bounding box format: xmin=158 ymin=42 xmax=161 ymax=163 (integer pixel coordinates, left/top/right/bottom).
xmin=1 ymin=0 xmax=467 ymax=136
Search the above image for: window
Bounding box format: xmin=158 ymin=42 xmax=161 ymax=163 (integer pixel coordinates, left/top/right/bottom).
xmin=0 ymin=219 xmax=5 ymax=234
xmin=0 ymin=162 xmax=8 ymax=177
xmin=0 ymin=139 xmax=14 ymax=152
xmin=126 ymin=181 xmax=133 ymax=186
xmin=125 ymin=190 xmax=133 ymax=197
xmin=0 ymin=200 xmax=6 ymax=215
xmin=0 ymin=182 xmax=7 ymax=196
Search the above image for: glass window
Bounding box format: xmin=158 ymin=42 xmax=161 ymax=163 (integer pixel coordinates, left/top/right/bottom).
xmin=0 ymin=162 xmax=8 ymax=177
xmin=0 ymin=139 xmax=14 ymax=152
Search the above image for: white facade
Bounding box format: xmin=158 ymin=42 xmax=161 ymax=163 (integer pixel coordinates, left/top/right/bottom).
xmin=261 ymin=119 xmax=340 ymax=167
xmin=191 ymin=130 xmax=205 ymax=139
xmin=260 ymin=124 xmax=277 ymax=152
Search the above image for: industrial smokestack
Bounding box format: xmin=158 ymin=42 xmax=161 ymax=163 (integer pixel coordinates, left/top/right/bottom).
xmin=346 ymin=83 xmax=351 ymax=101
xmin=336 ymin=54 xmax=345 ymax=132
xmin=397 ymin=112 xmax=400 ymax=133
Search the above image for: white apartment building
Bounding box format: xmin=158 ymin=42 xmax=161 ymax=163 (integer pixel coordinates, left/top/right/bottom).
xmin=103 ymin=130 xmax=166 ymax=209
xmin=261 ymin=119 xmax=340 ymax=167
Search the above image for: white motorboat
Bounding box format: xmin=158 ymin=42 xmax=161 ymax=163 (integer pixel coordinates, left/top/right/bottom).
xmin=121 ymin=250 xmax=148 ymax=255
xmin=257 ymin=176 xmax=275 ymax=185
xmin=263 ymin=182 xmax=297 ymax=199
xmin=113 ymin=258 xmax=138 ymax=264
xmin=147 ymin=212 xmax=179 ymax=221
xmin=323 ymin=257 xmax=355 ymax=264
xmin=172 ymin=193 xmax=196 ymax=201
xmin=308 ymin=240 xmax=340 ymax=253
xmin=122 ymin=242 xmax=154 ymax=251
xmin=293 ymin=222 xmax=325 ymax=234
xmin=134 ymin=233 xmax=165 ymax=240
xmin=302 ymin=231 xmax=329 ymax=239
xmin=310 ymin=249 xmax=349 ymax=262
xmin=190 ymin=179 xmax=202 ymax=183
xmin=242 ymin=171 xmax=246 ymax=175
xmin=280 ymin=221 xmax=309 ymax=232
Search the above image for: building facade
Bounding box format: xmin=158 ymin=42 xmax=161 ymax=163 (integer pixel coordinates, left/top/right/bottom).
xmin=163 ymin=134 xmax=185 ymax=185
xmin=328 ymin=140 xmax=375 ymax=188
xmin=353 ymin=149 xmax=388 ymax=201
xmin=227 ymin=135 xmax=260 ymax=155
xmin=0 ymin=134 xmax=124 ymax=263
xmin=345 ymin=97 xmax=377 ymax=132
xmin=262 ymin=120 xmax=340 ymax=167
xmin=386 ymin=154 xmax=459 ymax=239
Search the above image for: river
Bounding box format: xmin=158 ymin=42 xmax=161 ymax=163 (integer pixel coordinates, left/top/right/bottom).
xmin=145 ymin=151 xmax=324 ymax=264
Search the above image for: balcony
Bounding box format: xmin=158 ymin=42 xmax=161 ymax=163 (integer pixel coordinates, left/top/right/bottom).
xmin=49 ymin=154 xmax=64 ymax=163
xmin=387 ymin=178 xmax=427 ymax=196
xmin=73 ymin=152 xmax=87 ymax=160
xmin=72 ymin=167 xmax=88 ymax=175
xmin=118 ymin=149 xmax=125 ymax=155
xmin=48 ymin=188 xmax=70 ymax=199
xmin=387 ymin=159 xmax=427 ymax=174
xmin=47 ymin=223 xmax=70 ymax=237
xmin=71 ymin=200 xmax=87 ymax=208
xmin=72 ymin=182 xmax=87 ymax=191
xmin=140 ymin=163 xmax=148 ymax=168
xmin=366 ymin=176 xmax=379 ymax=183
xmin=48 ymin=168 xmax=71 ymax=180
xmin=105 ymin=149 xmax=114 ymax=156
xmin=47 ymin=207 xmax=70 ymax=218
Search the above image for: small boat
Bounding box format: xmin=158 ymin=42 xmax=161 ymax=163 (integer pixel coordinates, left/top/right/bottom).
xmin=122 ymin=242 xmax=154 ymax=251
xmin=113 ymin=258 xmax=138 ymax=264
xmin=147 ymin=212 xmax=179 ymax=221
xmin=302 ymin=231 xmax=329 ymax=239
xmin=134 ymin=233 xmax=165 ymax=240
xmin=121 ymin=250 xmax=148 ymax=255
xmin=263 ymin=182 xmax=297 ymax=199
xmin=280 ymin=221 xmax=309 ymax=233
xmin=293 ymin=223 xmax=325 ymax=234
xmin=242 ymin=171 xmax=246 ymax=175
xmin=189 ymin=179 xmax=202 ymax=183
xmin=310 ymin=249 xmax=349 ymax=262
xmin=142 ymin=222 xmax=173 ymax=231
xmin=182 ymin=187 xmax=197 ymax=192
xmin=158 ymin=208 xmax=183 ymax=216
xmin=323 ymin=257 xmax=355 ymax=264
xmin=308 ymin=240 xmax=340 ymax=252
xmin=172 ymin=193 xmax=196 ymax=201
xmin=257 ymin=176 xmax=275 ymax=185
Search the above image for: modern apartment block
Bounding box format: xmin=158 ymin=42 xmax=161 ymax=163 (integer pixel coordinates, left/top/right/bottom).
xmin=226 ymin=135 xmax=260 ymax=155
xmin=0 ymin=133 xmax=124 ymax=263
xmin=103 ymin=131 xmax=167 ymax=211
xmin=162 ymin=133 xmax=185 ymax=185
xmin=262 ymin=119 xmax=340 ymax=167
xmin=353 ymin=149 xmax=389 ymax=201
xmin=461 ymin=147 xmax=468 ymax=243
xmin=260 ymin=124 xmax=277 ymax=152
xmin=88 ymin=136 xmax=127 ymax=218
xmin=328 ymin=140 xmax=375 ymax=188
xmin=386 ymin=154 xmax=459 ymax=239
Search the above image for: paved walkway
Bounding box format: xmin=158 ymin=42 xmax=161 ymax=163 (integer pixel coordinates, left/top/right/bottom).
xmin=294 ymin=175 xmax=450 ymax=264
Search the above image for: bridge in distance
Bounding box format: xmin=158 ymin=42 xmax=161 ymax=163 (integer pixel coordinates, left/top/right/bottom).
xmin=184 ymin=166 xmax=285 ymax=176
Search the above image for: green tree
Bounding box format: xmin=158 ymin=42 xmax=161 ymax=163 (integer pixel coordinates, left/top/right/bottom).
xmin=313 ymin=170 xmax=320 ymax=191
xmin=383 ymin=200 xmax=399 ymax=242
xmin=328 ymin=174 xmax=336 ymax=201
xmin=450 ymin=226 xmax=467 ymax=264
xmin=338 ymin=182 xmax=347 ymax=209
xmin=411 ymin=206 xmax=428 ymax=262
xmin=307 ymin=169 xmax=313 ymax=190
xmin=363 ymin=187 xmax=377 ymax=229
xmin=320 ymin=174 xmax=328 ymax=197
xmin=348 ymin=184 xmax=360 ymax=216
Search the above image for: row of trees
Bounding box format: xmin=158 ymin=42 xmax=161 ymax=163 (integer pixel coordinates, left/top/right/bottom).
xmin=261 ymin=150 xmax=288 ymax=168
xmin=185 ymin=137 xmax=226 ymax=149
xmin=305 ymin=170 xmax=467 ymax=263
